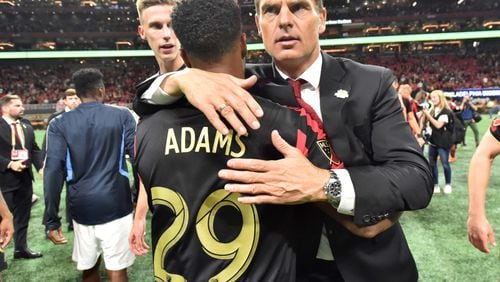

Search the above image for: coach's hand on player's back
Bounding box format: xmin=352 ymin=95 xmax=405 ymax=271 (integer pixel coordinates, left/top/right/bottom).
xmin=163 ymin=69 xmax=263 ymax=136
xmin=220 ymin=130 xmax=329 ymax=205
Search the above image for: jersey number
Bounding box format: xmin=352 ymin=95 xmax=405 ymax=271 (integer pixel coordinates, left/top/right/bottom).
xmin=151 ymin=187 xmax=260 ymax=282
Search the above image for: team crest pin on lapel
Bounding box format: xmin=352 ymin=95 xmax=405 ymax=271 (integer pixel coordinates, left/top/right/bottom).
xmin=334 ymin=89 xmax=349 ymax=99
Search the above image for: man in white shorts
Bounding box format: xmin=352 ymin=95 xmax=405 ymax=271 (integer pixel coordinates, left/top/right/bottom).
xmin=44 ymin=68 xmax=136 ymax=281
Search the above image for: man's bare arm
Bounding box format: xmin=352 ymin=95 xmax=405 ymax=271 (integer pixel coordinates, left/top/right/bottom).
xmin=467 ymin=130 xmax=500 ymax=253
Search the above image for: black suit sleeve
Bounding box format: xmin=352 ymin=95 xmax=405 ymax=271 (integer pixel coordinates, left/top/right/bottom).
xmin=0 ymin=151 xmax=10 ymax=173
xmin=346 ymin=68 xmax=433 ymax=226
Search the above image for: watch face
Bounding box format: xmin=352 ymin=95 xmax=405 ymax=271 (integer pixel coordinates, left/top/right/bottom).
xmin=324 ymin=171 xmax=341 ymax=207
xmin=329 ymin=181 xmax=341 ymax=197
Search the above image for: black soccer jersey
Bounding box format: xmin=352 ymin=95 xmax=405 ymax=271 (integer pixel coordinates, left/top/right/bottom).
xmin=135 ymin=96 xmax=332 ymax=281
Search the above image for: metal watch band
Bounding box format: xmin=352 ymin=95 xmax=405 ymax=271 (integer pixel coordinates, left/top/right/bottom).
xmin=323 ymin=169 xmax=342 ymax=208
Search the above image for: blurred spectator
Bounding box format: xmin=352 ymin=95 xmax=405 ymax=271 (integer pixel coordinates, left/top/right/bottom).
xmin=459 ymin=95 xmax=480 ymax=147
xmin=486 ymin=98 xmax=500 ymax=118
xmin=422 ymin=90 xmax=454 ymax=194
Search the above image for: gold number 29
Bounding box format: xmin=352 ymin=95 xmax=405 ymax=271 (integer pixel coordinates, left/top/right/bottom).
xmin=151 ymin=187 xmax=260 ymax=282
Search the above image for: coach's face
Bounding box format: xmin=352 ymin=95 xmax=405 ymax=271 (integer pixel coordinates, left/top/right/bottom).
xmin=255 ymin=0 xmax=326 ymax=77
xmin=138 ymin=4 xmax=181 ymax=72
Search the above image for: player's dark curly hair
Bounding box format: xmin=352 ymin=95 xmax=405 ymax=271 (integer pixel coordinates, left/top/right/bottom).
xmin=72 ymin=68 xmax=104 ymax=98
xmin=172 ymin=0 xmax=242 ymax=63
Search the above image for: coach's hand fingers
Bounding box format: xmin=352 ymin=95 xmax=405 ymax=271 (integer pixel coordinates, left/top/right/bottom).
xmin=177 ymin=70 xmax=261 ymax=135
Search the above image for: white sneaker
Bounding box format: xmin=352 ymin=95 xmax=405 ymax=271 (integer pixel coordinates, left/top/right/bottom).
xmin=444 ymin=184 xmax=452 ymax=194
xmin=433 ymin=185 xmax=441 ymax=194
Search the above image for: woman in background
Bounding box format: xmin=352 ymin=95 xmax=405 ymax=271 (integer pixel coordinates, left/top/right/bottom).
xmin=422 ymin=90 xmax=454 ymax=194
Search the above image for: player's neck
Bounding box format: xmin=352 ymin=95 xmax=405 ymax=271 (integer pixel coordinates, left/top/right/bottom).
xmin=159 ymin=57 xmax=184 ymax=74
xmin=191 ymin=53 xmax=245 ymax=79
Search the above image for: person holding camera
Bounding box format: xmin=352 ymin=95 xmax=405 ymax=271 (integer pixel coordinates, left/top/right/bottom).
xmin=460 ymin=95 xmax=480 ymax=147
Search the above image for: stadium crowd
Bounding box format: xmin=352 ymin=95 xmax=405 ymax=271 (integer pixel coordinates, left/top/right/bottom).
xmin=0 ymin=59 xmax=152 ymax=105
xmin=0 ymin=52 xmax=497 ymax=106
xmin=363 ymin=52 xmax=500 ymax=91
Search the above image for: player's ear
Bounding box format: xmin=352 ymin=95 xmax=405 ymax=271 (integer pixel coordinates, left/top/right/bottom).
xmin=240 ymin=34 xmax=247 ymax=59
xmin=180 ymin=49 xmax=191 ymax=68
xmin=138 ymin=25 xmax=146 ymax=40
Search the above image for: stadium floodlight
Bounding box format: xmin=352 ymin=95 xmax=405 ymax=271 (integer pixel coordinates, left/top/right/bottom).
xmin=0 ymin=30 xmax=499 ymax=59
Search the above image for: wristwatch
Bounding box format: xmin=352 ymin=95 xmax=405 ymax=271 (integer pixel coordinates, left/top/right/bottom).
xmin=323 ymin=170 xmax=342 ymax=209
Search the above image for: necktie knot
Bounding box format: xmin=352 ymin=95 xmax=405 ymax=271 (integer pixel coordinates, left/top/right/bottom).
xmin=287 ymin=78 xmax=305 ymax=98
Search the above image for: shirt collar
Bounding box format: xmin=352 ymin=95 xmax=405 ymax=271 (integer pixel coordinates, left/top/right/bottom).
xmin=275 ymin=53 xmax=322 ymax=89
xmin=2 ymin=115 xmax=17 ymax=124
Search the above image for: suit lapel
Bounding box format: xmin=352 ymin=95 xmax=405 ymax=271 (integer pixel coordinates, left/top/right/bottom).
xmin=318 ymin=53 xmax=352 ymax=162
xmin=20 ymin=120 xmax=30 ymax=149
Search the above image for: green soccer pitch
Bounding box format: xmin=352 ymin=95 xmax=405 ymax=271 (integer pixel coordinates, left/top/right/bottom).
xmin=1 ymin=116 xmax=498 ymax=281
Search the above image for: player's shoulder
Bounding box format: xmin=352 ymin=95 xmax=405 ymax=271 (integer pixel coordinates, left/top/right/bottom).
xmin=253 ymin=96 xmax=291 ymax=116
xmin=135 ymin=73 xmax=160 ymax=90
xmin=137 ymin=99 xmax=193 ymax=125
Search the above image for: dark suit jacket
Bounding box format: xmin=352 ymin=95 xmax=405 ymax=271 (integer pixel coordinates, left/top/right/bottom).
xmin=0 ymin=117 xmax=43 ymax=192
xmin=247 ymin=52 xmax=433 ymax=282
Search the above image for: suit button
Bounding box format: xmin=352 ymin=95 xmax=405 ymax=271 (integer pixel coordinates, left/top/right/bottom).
xmin=363 ymin=215 xmax=371 ymax=223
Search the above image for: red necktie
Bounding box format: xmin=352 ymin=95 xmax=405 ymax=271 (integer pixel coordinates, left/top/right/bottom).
xmin=11 ymin=122 xmax=24 ymax=148
xmin=287 ymin=79 xmax=323 ymax=129
xmin=287 ymin=79 xmax=343 ymax=168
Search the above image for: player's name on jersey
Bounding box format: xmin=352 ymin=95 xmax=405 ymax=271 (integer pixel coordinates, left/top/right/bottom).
xmin=165 ymin=126 xmax=245 ymax=157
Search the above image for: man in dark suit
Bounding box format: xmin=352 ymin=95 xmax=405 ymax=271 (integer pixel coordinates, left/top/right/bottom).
xmin=41 ymin=88 xmax=80 ymax=240
xmin=135 ymin=0 xmax=433 ymax=280
xmin=0 ymin=94 xmax=43 ymax=260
